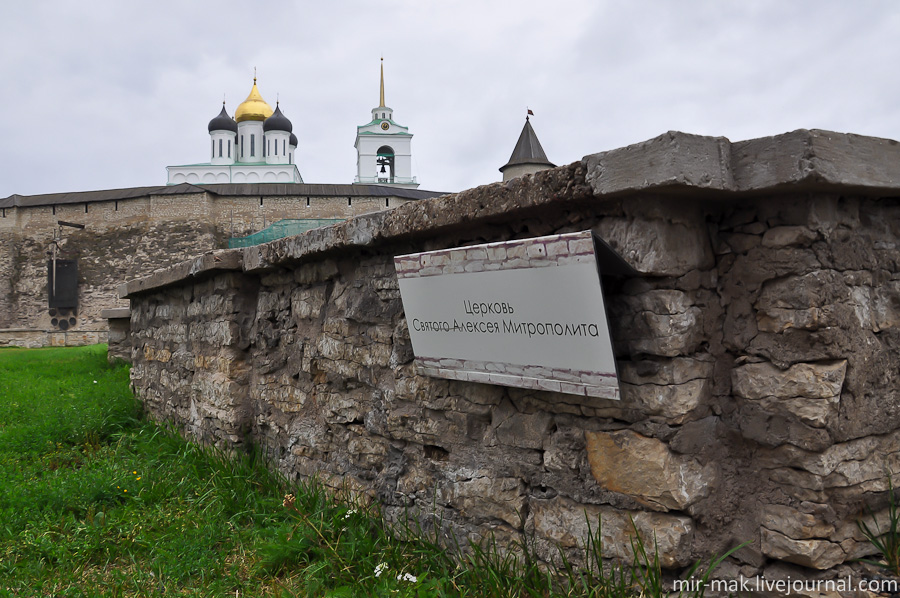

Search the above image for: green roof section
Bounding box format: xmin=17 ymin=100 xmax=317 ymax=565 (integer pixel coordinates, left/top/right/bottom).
xmin=357 ymin=131 xmax=412 ymax=137
xmin=228 ymin=218 xmax=344 ymax=248
xmin=357 ymin=118 xmax=407 ymax=130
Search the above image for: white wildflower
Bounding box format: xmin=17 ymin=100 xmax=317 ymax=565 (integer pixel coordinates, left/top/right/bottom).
xmin=374 ymin=563 xmax=388 ymax=578
xmin=397 ymin=573 xmax=418 ymax=583
xmin=344 ymin=509 xmax=357 ymax=520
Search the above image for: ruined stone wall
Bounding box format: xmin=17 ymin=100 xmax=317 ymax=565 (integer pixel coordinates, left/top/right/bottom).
xmin=102 ymin=309 xmax=131 ymax=364
xmin=123 ymin=130 xmax=900 ymax=579
xmin=0 ymin=230 xmax=18 ymax=329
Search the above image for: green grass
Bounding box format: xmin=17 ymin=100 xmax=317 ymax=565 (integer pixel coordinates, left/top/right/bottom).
xmin=0 ymin=345 xmax=735 ymax=597
xmin=857 ymin=475 xmax=900 ymax=576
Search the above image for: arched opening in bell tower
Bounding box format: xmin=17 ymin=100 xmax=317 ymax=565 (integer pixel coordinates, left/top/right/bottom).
xmin=376 ymin=146 xmax=395 ymax=184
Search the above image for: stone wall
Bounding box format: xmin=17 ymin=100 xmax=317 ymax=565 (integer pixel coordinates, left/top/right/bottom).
xmin=0 ymin=185 xmax=430 ymax=347
xmin=122 ymin=130 xmax=900 ymax=580
xmin=102 ymin=308 xmax=132 ymax=363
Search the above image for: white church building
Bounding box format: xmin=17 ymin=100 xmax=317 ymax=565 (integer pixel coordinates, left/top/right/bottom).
xmin=168 ymin=62 xmax=418 ymax=188
xmin=167 ymin=76 xmax=303 ymax=185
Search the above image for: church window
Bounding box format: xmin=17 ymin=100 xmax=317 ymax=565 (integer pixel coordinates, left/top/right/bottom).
xmin=219 ymin=139 xmax=223 ymax=157
xmin=386 ymin=199 xmax=390 ymax=207
xmin=260 ymin=197 xmax=264 ymax=206
xmin=115 ymin=201 xmax=118 ymax=211
xmin=283 ymin=140 xmax=286 ymax=155
xmin=52 ymin=205 xmax=56 ymax=215
xmin=306 ymin=197 xmax=310 ymax=207
xmin=228 ymin=139 xmax=231 ymax=158
xmin=274 ymin=140 xmax=277 ymax=156
xmin=348 ymin=198 xmax=352 ymax=206
xmin=2 ymin=208 xmax=5 ymax=218
xmin=241 ymin=135 xmax=244 ymax=157
xmin=211 ymin=139 xmax=215 ymax=158
xmin=251 ymin=135 xmax=255 ymax=157
xmin=84 ymin=203 xmax=89 ymax=214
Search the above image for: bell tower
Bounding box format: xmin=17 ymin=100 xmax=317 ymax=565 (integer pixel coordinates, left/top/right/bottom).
xmin=354 ymin=59 xmax=418 ymax=188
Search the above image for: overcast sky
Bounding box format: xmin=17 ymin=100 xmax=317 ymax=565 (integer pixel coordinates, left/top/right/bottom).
xmin=2 ymin=1 xmax=898 ymax=198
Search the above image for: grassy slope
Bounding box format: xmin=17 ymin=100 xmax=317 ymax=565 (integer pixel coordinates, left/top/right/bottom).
xmin=0 ymin=347 xmax=475 ymax=597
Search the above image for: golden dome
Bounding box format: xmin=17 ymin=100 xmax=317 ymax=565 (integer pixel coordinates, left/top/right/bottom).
xmin=234 ymin=78 xmax=274 ymax=123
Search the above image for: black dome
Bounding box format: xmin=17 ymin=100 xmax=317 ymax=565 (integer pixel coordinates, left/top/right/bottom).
xmin=263 ymin=104 xmax=292 ymax=133
xmin=289 ymin=132 xmax=298 ymax=146
xmin=208 ymin=105 xmax=237 ymax=133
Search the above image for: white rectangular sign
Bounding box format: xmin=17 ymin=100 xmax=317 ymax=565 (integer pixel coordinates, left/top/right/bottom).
xmin=394 ymin=231 xmax=621 ymax=399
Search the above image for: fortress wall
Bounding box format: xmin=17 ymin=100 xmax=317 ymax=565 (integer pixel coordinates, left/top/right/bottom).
xmin=150 ymin=192 xmax=211 ymax=222
xmin=0 ymin=189 xmax=417 ymax=347
xmin=16 ymin=205 xmax=61 ymax=232
xmin=92 ymin=198 xmax=155 ymax=227
xmin=122 ymin=130 xmax=900 ymax=577
xmin=210 ymin=194 xmax=415 ymax=238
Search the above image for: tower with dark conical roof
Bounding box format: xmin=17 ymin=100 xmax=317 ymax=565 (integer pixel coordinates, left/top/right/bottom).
xmin=499 ymin=114 xmax=555 ymax=182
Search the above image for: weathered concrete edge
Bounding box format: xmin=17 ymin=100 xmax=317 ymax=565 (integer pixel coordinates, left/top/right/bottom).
xmin=122 ymin=129 xmax=900 ymax=298
xmin=584 ymin=129 xmax=900 ymax=196
xmin=584 ymin=131 xmax=734 ymax=195
xmin=119 ymin=250 xmax=242 ymax=299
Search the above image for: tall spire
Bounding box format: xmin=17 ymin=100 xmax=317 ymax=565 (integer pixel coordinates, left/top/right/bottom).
xmin=379 ymin=57 xmax=385 ymax=108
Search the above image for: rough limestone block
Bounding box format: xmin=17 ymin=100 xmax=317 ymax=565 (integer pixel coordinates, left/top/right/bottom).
xmin=618 ymin=379 xmax=708 ymax=424
xmin=436 ymin=476 xmax=526 ymax=528
xmin=756 ymin=306 xmax=831 ymax=333
xmin=542 ymin=426 xmax=585 ymax=472
xmin=262 ymin=382 xmax=308 ymax=414
xmin=761 ymin=226 xmax=818 ymax=248
xmin=754 ymin=271 xmax=851 ymax=333
xmin=610 ymin=290 xmax=704 ymax=358
xmin=760 ymin=528 xmax=845 ymax=570
xmin=616 ymin=358 xmax=713 ymax=424
xmin=494 ymin=410 xmax=553 ymax=450
xmin=622 ymin=289 xmax=695 ymax=315
xmin=618 ymin=357 xmax=714 ymax=386
xmin=732 ymin=360 xmax=847 ymax=401
xmin=594 ymin=217 xmax=714 ymax=277
xmin=491 ymin=400 xmax=553 ymax=450
xmin=764 ymin=431 xmax=900 ymax=491
xmin=530 ymin=495 xmax=694 ymax=568
xmin=752 ymin=396 xmax=838 ymax=429
xmin=848 ymin=281 xmax=900 ymax=332
xmin=346 ymin=432 xmax=389 ymax=469
xmin=757 ymin=271 xmax=845 ymax=309
xmin=830 ymin=510 xmax=890 ymax=561
xmin=584 ymin=430 xmax=710 ymax=511
xmin=760 ymin=504 xmax=835 ymax=539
